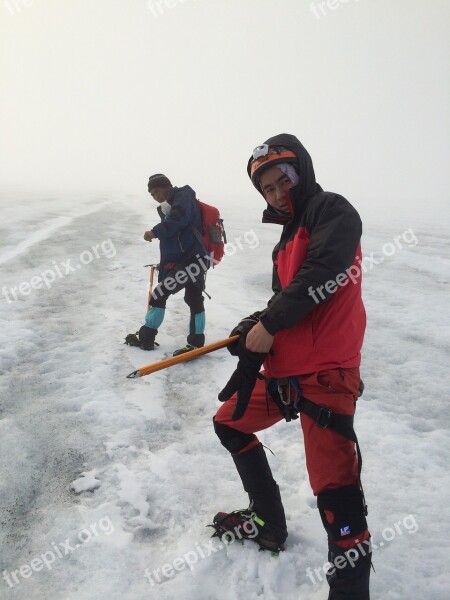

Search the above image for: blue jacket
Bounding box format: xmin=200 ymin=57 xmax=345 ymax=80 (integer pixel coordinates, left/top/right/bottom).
xmin=151 ymin=185 xmax=205 ymax=270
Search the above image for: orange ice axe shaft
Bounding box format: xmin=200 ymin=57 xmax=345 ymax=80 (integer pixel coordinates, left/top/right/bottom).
xmin=126 ymin=335 xmax=240 ymax=379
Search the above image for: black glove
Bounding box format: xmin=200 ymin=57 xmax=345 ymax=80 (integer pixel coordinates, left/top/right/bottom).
xmin=358 ymin=379 xmax=365 ymax=397
xmin=227 ymin=312 xmax=261 ymax=356
xmin=218 ymin=346 xmax=266 ymax=421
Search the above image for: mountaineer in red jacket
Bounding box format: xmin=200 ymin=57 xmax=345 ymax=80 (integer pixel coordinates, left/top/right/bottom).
xmin=211 ymin=134 xmax=371 ymax=600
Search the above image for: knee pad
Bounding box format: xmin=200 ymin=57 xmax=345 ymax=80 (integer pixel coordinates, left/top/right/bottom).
xmin=317 ymin=485 xmax=367 ymax=542
xmin=213 ymin=418 xmax=255 ymax=454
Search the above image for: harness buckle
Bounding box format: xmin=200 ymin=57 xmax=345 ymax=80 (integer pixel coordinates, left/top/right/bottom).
xmin=316 ymin=405 xmax=333 ymax=428
xmin=277 ymin=378 xmax=291 ymax=406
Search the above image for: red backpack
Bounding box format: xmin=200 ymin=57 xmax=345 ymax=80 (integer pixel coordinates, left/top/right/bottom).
xmin=192 ymin=200 xmax=226 ymax=266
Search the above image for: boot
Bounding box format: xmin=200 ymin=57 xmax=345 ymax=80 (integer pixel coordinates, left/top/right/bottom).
xmin=212 ymin=444 xmax=287 ymax=552
xmin=212 ymin=506 xmax=285 ymax=554
xmin=173 ymin=333 xmax=205 ymax=357
xmin=187 ymin=332 xmax=205 ymax=348
xmin=327 ymin=539 xmax=372 ymax=599
xmin=124 ymin=326 xmax=158 ymax=350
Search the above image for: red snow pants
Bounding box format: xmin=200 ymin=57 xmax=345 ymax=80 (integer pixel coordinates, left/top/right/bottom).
xmin=214 ymin=367 xmax=361 ymax=496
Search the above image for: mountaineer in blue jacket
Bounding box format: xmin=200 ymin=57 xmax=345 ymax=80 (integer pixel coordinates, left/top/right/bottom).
xmin=125 ymin=174 xmax=208 ymax=356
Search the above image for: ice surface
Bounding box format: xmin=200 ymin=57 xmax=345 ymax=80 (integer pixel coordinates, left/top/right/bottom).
xmin=0 ymin=191 xmax=449 ymax=599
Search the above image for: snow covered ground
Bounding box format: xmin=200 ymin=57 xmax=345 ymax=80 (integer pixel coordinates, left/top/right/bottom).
xmin=0 ymin=190 xmax=449 ymax=600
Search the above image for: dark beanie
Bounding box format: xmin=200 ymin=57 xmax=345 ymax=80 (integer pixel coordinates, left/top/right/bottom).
xmin=148 ymin=174 xmax=172 ymax=192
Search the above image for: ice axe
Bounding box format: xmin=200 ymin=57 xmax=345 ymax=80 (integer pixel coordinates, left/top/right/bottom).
xmin=144 ymin=263 xmax=158 ymax=310
xmin=126 ymin=334 xmax=240 ymax=379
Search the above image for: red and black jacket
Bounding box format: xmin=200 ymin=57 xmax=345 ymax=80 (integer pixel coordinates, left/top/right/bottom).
xmin=247 ymin=134 xmax=366 ymax=378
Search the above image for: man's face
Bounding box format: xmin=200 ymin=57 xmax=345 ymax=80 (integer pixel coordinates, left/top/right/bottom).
xmin=259 ymin=166 xmax=293 ymax=212
xmin=149 ymin=186 xmax=170 ymax=204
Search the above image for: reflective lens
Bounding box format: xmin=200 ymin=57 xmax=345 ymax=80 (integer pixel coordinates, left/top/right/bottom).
xmin=252 ymin=144 xmax=270 ymax=160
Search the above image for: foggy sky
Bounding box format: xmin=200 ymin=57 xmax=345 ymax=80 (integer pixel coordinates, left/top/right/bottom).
xmin=1 ymin=0 xmax=449 ymax=225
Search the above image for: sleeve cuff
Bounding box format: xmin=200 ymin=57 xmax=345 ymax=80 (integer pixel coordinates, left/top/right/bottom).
xmin=151 ymin=224 xmax=162 ymax=239
xmin=259 ymin=313 xmax=280 ymax=336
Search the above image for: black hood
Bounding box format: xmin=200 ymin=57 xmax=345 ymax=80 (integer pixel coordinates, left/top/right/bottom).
xmin=247 ymin=134 xmax=319 ymax=221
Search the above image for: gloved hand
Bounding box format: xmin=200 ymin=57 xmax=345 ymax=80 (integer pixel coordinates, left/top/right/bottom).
xmin=227 ymin=312 xmax=261 ymax=356
xmin=218 ymin=342 xmax=266 ymax=421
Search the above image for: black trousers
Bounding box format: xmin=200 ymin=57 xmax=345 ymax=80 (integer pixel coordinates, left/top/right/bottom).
xmin=150 ymin=259 xmax=207 ymax=313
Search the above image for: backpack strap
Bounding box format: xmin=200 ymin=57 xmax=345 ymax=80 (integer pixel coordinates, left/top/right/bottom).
xmin=190 ymin=198 xmax=206 ymax=248
xmin=190 ymin=223 xmax=205 ymax=247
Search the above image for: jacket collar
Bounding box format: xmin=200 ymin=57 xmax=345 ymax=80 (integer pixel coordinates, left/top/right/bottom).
xmin=261 ymin=183 xmax=323 ymax=225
